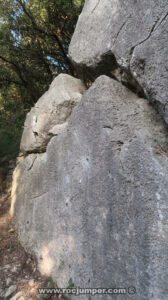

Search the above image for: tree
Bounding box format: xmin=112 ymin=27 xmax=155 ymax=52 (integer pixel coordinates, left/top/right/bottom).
xmin=0 ymin=0 xmax=84 ymax=162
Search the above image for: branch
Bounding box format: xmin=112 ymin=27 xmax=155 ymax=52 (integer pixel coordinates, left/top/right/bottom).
xmin=17 ymin=0 xmax=75 ymax=75
xmin=0 ymin=55 xmax=36 ymax=105
xmin=0 ymin=55 xmax=27 ymax=87
xmin=0 ymin=77 xmax=24 ymax=86
xmin=36 ymin=40 xmax=54 ymax=80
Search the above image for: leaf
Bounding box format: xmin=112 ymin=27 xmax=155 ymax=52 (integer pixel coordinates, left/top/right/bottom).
xmin=66 ymin=277 xmax=75 ymax=289
xmin=47 ymin=279 xmax=55 ymax=289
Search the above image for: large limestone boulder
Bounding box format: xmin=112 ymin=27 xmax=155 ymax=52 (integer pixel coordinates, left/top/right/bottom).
xmin=20 ymin=74 xmax=86 ymax=154
xmin=11 ymin=76 xmax=168 ymax=299
xmin=69 ymin=0 xmax=168 ymax=123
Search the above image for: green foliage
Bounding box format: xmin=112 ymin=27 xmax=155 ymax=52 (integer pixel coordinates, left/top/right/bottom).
xmin=0 ymin=0 xmax=84 ymax=164
xmin=6 ymin=241 xmax=15 ymax=250
xmin=0 ymin=85 xmax=25 ymax=159
xmin=66 ymin=277 xmax=75 ymax=289
xmin=47 ymin=279 xmax=55 ymax=289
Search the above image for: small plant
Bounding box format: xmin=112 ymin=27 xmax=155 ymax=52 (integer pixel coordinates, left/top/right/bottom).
xmin=47 ymin=279 xmax=55 ymax=289
xmin=39 ymin=295 xmax=44 ymax=300
xmin=39 ymin=279 xmax=55 ymax=300
xmin=6 ymin=242 xmax=15 ymax=250
xmin=66 ymin=277 xmax=75 ymax=289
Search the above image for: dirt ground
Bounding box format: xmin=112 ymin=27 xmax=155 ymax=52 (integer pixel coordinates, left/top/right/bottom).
xmin=0 ymin=186 xmax=61 ymax=300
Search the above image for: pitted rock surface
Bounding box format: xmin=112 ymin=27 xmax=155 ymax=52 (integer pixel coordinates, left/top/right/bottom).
xmin=12 ymin=76 xmax=168 ymax=300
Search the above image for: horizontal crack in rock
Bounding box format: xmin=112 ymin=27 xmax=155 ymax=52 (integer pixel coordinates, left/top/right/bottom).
xmin=74 ymin=50 xmax=146 ymax=98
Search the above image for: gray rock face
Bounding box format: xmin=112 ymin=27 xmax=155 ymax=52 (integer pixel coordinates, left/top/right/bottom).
xmin=20 ymin=74 xmax=86 ymax=154
xmin=12 ymin=76 xmax=168 ymax=300
xmin=69 ymin=0 xmax=168 ymax=123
